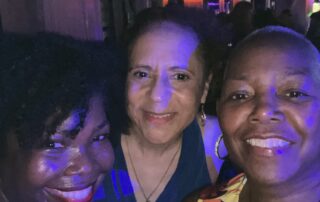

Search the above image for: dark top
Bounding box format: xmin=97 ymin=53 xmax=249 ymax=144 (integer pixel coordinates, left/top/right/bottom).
xmin=94 ymin=120 xmax=211 ymax=202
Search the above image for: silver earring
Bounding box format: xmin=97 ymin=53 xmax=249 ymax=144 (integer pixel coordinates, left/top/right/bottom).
xmin=215 ymin=134 xmax=227 ymax=160
xmin=200 ymin=103 xmax=206 ymax=126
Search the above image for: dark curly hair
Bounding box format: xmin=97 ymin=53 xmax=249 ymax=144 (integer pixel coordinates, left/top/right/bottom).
xmin=214 ymin=26 xmax=320 ymax=101
xmin=120 ymin=6 xmax=230 ymax=123
xmin=0 ymin=32 xmax=127 ymax=157
xmin=124 ymin=6 xmax=228 ymax=81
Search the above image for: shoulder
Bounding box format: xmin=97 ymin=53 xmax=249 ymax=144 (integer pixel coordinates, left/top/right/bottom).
xmin=189 ymin=173 xmax=246 ymax=202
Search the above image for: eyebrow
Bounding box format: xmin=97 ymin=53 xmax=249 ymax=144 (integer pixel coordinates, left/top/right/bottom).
xmin=129 ymin=64 xmax=196 ymax=76
xmin=169 ymin=66 xmax=195 ymax=74
xmin=227 ymin=67 xmax=309 ymax=81
xmin=129 ymin=65 xmax=152 ymax=71
xmin=95 ymin=120 xmax=110 ymax=131
xmin=227 ymin=74 xmax=249 ymax=81
xmin=50 ymin=133 xmax=64 ymax=140
xmin=56 ymin=127 xmax=81 ymax=139
xmin=283 ymin=67 xmax=309 ymax=76
xmin=53 ymin=120 xmax=109 ymax=140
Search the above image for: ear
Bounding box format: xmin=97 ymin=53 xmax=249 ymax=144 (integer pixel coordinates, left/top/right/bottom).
xmin=200 ymin=73 xmax=213 ymax=104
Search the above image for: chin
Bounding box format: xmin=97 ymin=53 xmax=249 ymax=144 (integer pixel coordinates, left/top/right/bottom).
xmin=145 ymin=132 xmax=178 ymax=145
xmin=146 ymin=136 xmax=171 ymax=145
xmin=39 ymin=186 xmax=95 ymax=202
xmin=246 ymin=165 xmax=297 ymax=186
xmin=37 ymin=175 xmax=105 ymax=202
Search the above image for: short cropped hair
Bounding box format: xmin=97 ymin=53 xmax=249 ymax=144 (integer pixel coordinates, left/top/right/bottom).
xmin=214 ymin=26 xmax=320 ymax=98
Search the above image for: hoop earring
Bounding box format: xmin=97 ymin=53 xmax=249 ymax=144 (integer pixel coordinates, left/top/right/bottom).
xmin=200 ymin=103 xmax=206 ymax=126
xmin=215 ymin=134 xmax=227 ymax=160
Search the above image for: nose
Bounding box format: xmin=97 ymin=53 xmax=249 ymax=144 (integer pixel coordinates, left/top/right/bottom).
xmin=249 ymin=94 xmax=284 ymax=124
xmin=149 ymin=75 xmax=171 ymax=105
xmin=64 ymin=146 xmax=94 ymax=176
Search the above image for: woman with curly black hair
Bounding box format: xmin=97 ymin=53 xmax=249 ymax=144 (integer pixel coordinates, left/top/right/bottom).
xmin=0 ymin=33 xmax=126 ymax=202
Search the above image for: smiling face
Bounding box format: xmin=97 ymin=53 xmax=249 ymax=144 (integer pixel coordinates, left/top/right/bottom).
xmin=18 ymin=95 xmax=114 ymax=202
xmin=217 ymin=41 xmax=320 ymax=186
xmin=127 ymin=22 xmax=209 ymax=144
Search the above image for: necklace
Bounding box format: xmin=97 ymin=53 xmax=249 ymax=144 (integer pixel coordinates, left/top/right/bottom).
xmin=125 ymin=137 xmax=181 ymax=202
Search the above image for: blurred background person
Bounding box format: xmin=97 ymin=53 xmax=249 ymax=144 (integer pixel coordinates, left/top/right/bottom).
xmin=307 ymin=9 xmax=320 ymax=50
xmin=228 ymin=1 xmax=254 ymax=45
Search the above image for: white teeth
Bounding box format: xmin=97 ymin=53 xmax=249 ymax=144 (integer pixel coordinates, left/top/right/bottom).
xmin=149 ymin=113 xmax=172 ymax=118
xmin=246 ymin=138 xmax=290 ymax=148
xmin=49 ymin=185 xmax=92 ymax=200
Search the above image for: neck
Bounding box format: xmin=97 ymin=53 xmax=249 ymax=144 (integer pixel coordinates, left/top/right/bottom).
xmin=122 ymin=131 xmax=182 ymax=202
xmin=196 ymin=115 xmax=204 ymax=134
xmin=241 ymin=178 xmax=320 ymax=202
xmin=124 ymin=129 xmax=182 ymax=157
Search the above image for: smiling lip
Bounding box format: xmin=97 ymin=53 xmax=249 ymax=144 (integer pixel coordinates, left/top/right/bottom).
xmin=45 ymin=185 xmax=94 ymax=202
xmin=245 ymin=136 xmax=293 ymax=157
xmin=144 ymin=111 xmax=176 ymax=124
xmin=246 ymin=137 xmax=291 ymax=148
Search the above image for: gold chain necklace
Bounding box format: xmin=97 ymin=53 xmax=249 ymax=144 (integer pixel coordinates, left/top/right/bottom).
xmin=125 ymin=137 xmax=181 ymax=202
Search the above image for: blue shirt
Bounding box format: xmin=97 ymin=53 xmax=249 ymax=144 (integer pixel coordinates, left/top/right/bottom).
xmin=94 ymin=120 xmax=211 ymax=202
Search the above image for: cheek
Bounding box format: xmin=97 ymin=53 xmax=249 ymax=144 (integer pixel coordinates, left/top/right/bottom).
xmin=177 ymin=91 xmax=197 ymax=106
xmin=91 ymin=142 xmax=114 ymax=172
xmin=26 ymin=153 xmax=66 ymax=187
xmin=127 ymin=97 xmax=140 ymax=124
xmin=127 ymin=79 xmax=147 ymax=98
xmin=218 ymin=104 xmax=251 ymax=156
xmin=302 ymin=104 xmax=320 ymax=131
xmin=127 ymin=88 xmax=140 ymax=120
xmin=175 ymin=82 xmax=203 ymax=106
xmin=127 ymin=84 xmax=145 ymax=109
xmin=174 ymin=91 xmax=199 ymax=122
xmin=285 ymin=103 xmax=320 ymax=139
xmin=219 ymin=105 xmax=248 ymax=135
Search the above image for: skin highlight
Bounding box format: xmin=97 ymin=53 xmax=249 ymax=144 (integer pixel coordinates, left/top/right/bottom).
xmin=8 ymin=95 xmax=114 ymax=202
xmin=123 ymin=21 xmax=212 ymax=201
xmin=0 ymin=33 xmax=122 ymax=202
xmin=217 ymin=27 xmax=320 ymax=202
xmin=127 ymin=22 xmax=209 ymax=147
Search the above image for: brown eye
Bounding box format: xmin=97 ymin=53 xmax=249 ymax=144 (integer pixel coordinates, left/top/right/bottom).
xmin=44 ymin=141 xmax=64 ymax=149
xmin=92 ymin=133 xmax=110 ymax=142
xmin=285 ymin=91 xmax=307 ymax=98
xmin=231 ymin=93 xmax=249 ymax=100
xmin=133 ymin=71 xmax=148 ymax=78
xmin=173 ymin=73 xmax=190 ymax=81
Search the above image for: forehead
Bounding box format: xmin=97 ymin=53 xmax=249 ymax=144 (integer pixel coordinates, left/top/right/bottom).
xmin=145 ymin=21 xmax=198 ymax=42
xmin=53 ymin=95 xmax=106 ymax=132
xmin=130 ymin=22 xmax=199 ymax=63
xmin=227 ymin=43 xmax=319 ymax=81
xmin=56 ymin=110 xmax=83 ymax=132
